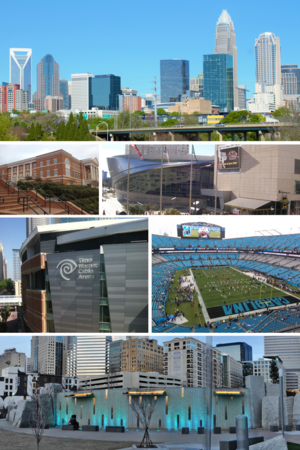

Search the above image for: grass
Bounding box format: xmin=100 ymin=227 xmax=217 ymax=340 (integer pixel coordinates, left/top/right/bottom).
xmin=165 ymin=268 xmax=205 ymax=327
xmin=165 ymin=265 xmax=289 ymax=327
xmin=193 ymin=266 xmax=284 ymax=310
xmin=288 ymin=443 xmax=300 ymax=450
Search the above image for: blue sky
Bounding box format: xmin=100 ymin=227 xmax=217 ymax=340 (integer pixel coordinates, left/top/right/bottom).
xmin=0 ymin=218 xmax=26 ymax=279
xmin=1 ymin=0 xmax=299 ymax=99
xmin=0 ymin=336 xmax=264 ymax=360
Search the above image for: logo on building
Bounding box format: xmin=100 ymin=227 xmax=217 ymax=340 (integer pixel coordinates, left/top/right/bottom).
xmin=56 ymin=260 xmax=78 ymax=280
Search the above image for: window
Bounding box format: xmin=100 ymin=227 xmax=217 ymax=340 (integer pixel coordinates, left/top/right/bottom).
xmin=54 ymin=158 xmax=57 ymax=164
xmin=26 ymin=165 xmax=29 ymax=170
xmin=33 ymin=164 xmax=36 ymax=168
xmin=54 ymin=169 xmax=58 ymax=176
xmin=47 ymin=170 xmax=50 ymax=177
xmin=47 ymin=160 xmax=50 ymax=165
xmin=14 ymin=168 xmax=16 ymax=172
xmin=40 ymin=171 xmax=43 ymax=177
xmin=111 ymin=406 xmax=113 ymax=419
xmin=65 ymin=158 xmax=71 ymax=176
xmin=40 ymin=162 xmax=43 ymax=167
xmin=34 ymin=173 xmax=36 ymax=177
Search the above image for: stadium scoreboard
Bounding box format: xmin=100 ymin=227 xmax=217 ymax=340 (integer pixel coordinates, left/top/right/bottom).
xmin=177 ymin=222 xmax=225 ymax=239
xmin=218 ymin=144 xmax=241 ymax=172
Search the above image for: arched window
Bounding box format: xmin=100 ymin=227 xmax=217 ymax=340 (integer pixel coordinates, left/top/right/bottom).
xmin=65 ymin=158 xmax=71 ymax=177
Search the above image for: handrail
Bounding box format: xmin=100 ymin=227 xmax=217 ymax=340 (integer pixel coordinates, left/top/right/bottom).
xmin=44 ymin=194 xmax=81 ymax=216
xmin=63 ymin=193 xmax=97 ymax=215
xmin=18 ymin=196 xmax=48 ymax=215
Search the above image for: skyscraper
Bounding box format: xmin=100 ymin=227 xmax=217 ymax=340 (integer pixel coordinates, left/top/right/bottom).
xmin=91 ymin=75 xmax=121 ymax=110
xmin=30 ymin=336 xmax=64 ymax=375
xmin=26 ymin=218 xmax=51 ymax=238
xmin=216 ymin=342 xmax=252 ymax=362
xmin=264 ymin=336 xmax=300 ymax=390
xmin=0 ymin=242 xmax=5 ymax=281
xmin=281 ymin=65 xmax=300 ymax=96
xmin=203 ymin=54 xmax=234 ymax=111
xmin=9 ymin=48 xmax=32 ymax=101
xmin=71 ymin=73 xmax=93 ymax=110
xmin=215 ymin=10 xmax=238 ymax=109
xmin=33 ymin=54 xmax=61 ymax=111
xmin=12 ymin=249 xmax=21 ymax=281
xmin=66 ymin=336 xmax=112 ymax=376
xmin=254 ymin=33 xmax=282 ymax=110
xmin=160 ymin=60 xmax=190 ymax=103
xmin=59 ymin=78 xmax=69 ymax=109
xmin=255 ymin=32 xmax=281 ymax=86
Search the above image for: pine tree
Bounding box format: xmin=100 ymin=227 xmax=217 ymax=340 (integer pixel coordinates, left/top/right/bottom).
xmin=270 ymin=359 xmax=279 ymax=384
xmin=35 ymin=123 xmax=42 ymax=140
xmin=26 ymin=123 xmax=36 ymax=141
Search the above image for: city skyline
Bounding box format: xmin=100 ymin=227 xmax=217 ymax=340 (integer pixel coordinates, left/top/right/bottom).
xmin=1 ymin=1 xmax=299 ymax=101
xmin=0 ymin=335 xmax=264 ymax=362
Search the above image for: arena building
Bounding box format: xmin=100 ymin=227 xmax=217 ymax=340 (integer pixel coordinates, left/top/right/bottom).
xmin=20 ymin=219 xmax=148 ymax=333
xmin=107 ymin=144 xmax=216 ymax=213
xmin=107 ymin=144 xmax=300 ymax=214
xmin=0 ymin=149 xmax=99 ymax=187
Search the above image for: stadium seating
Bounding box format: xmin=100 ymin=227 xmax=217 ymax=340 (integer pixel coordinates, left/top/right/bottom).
xmin=152 ymin=232 xmax=300 ymax=333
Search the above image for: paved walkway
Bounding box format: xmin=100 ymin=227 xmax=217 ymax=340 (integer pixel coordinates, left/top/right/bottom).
xmin=102 ymin=193 xmax=125 ymax=215
xmin=1 ymin=420 xmax=300 ymax=450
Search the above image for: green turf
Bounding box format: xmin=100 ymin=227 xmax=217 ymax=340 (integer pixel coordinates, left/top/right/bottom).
xmin=165 ymin=265 xmax=292 ymax=326
xmin=288 ymin=443 xmax=300 ymax=450
xmin=165 ymin=268 xmax=205 ymax=327
xmin=192 ymin=267 xmax=285 ymax=315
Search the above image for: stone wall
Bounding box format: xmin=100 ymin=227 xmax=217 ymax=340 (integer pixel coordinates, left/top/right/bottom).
xmin=245 ymin=376 xmax=265 ymax=428
xmin=262 ymin=397 xmax=290 ymax=429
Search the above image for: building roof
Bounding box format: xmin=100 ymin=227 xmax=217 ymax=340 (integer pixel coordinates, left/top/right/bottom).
xmin=225 ymin=198 xmax=271 ymax=210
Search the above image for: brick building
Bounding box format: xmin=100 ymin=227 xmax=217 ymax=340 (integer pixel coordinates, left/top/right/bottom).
xmin=0 ymin=149 xmax=99 ymax=187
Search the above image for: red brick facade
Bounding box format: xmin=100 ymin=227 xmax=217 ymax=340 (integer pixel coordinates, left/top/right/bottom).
xmin=26 ymin=290 xmax=47 ymax=333
xmin=0 ymin=149 xmax=95 ymax=186
xmin=21 ymin=253 xmax=46 ymax=274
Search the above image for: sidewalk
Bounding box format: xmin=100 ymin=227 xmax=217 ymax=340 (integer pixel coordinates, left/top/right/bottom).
xmin=1 ymin=420 xmax=300 ymax=450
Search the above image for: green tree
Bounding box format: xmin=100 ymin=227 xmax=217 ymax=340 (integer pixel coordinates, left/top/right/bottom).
xmin=26 ymin=123 xmax=36 ymax=140
xmin=35 ymin=123 xmax=42 ymax=140
xmin=0 ymin=114 xmax=18 ymax=141
xmin=162 ymin=119 xmax=178 ymax=127
xmin=133 ymin=110 xmax=144 ymax=116
xmin=269 ymin=359 xmax=279 ymax=384
xmin=272 ymin=107 xmax=291 ymax=117
xmin=0 ymin=306 xmax=11 ymax=332
xmin=6 ymin=279 xmax=14 ymax=292
xmin=164 ymin=208 xmax=181 ymax=215
xmin=157 ymin=108 xmax=167 ymax=115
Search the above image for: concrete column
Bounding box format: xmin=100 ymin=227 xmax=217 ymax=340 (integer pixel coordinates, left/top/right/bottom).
xmin=169 ymin=132 xmax=175 ymax=141
xmin=208 ymin=131 xmax=212 ymax=141
xmin=153 ymin=133 xmax=157 ymax=141
xmin=260 ymin=132 xmax=265 ymax=141
xmin=110 ymin=134 xmax=114 ymax=141
xmin=217 ymin=132 xmax=223 ymax=141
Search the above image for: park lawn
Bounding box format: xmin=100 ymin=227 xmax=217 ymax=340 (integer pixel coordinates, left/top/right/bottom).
xmin=192 ymin=266 xmax=285 ymax=311
xmin=165 ymin=268 xmax=205 ymax=327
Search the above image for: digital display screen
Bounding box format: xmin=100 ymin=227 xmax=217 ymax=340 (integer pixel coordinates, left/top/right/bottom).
xmin=181 ymin=224 xmax=221 ymax=239
xmin=218 ymin=146 xmax=240 ymax=171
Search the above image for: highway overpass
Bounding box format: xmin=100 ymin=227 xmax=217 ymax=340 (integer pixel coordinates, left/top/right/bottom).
xmin=91 ymin=122 xmax=292 ymax=141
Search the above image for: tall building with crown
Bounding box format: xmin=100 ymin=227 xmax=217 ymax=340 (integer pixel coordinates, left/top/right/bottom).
xmin=214 ymin=10 xmax=238 ymax=109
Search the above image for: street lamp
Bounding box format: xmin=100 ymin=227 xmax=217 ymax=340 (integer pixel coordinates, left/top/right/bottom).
xmin=96 ymin=121 xmax=109 ymax=141
xmin=137 ymin=202 xmax=144 ymax=215
xmin=172 ymin=197 xmax=176 ymax=211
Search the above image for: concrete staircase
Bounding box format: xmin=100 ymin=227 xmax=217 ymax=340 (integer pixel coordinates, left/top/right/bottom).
xmin=0 ymin=179 xmax=84 ymax=215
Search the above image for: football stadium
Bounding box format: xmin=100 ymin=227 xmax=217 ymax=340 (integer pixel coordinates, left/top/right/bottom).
xmin=152 ymin=222 xmax=300 ymax=334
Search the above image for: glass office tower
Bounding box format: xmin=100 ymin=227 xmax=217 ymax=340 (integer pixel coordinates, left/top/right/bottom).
xmin=281 ymin=65 xmax=300 ymax=95
xmin=33 ymin=54 xmax=60 ymax=111
xmin=160 ymin=60 xmax=190 ymax=103
xmin=203 ymin=54 xmax=233 ymax=111
xmin=255 ymin=32 xmax=281 ymax=86
xmin=91 ymin=75 xmax=121 ymax=110
xmin=12 ymin=249 xmax=21 ymax=281
xmin=59 ymin=78 xmax=69 ymax=109
xmin=9 ymin=48 xmax=32 ymax=101
xmin=216 ymin=342 xmax=253 ymax=362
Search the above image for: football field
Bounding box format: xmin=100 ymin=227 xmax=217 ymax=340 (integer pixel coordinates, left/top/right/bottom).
xmin=164 ymin=265 xmax=293 ymax=326
xmin=192 ymin=266 xmax=287 ymax=319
